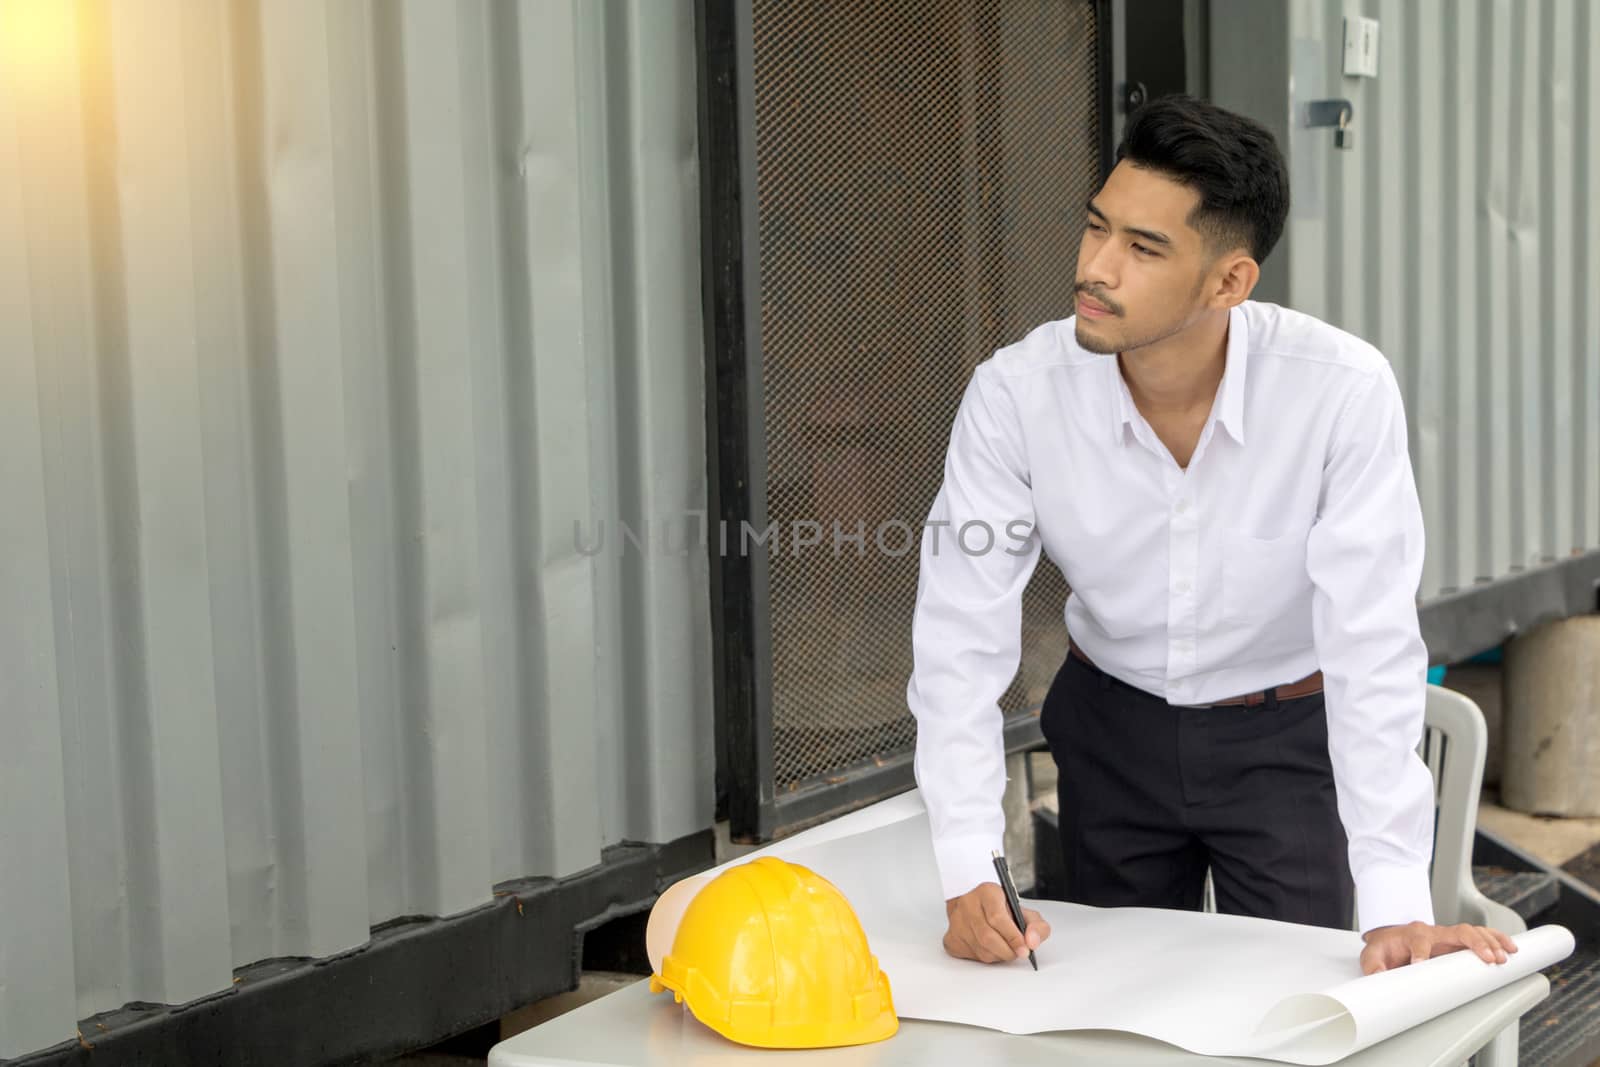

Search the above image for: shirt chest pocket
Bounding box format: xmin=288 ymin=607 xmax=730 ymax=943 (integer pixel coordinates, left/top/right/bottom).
xmin=1220 ymin=529 xmax=1315 ymax=652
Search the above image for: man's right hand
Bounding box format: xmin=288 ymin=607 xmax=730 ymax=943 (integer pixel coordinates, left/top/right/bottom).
xmin=943 ymin=882 xmax=1052 ymax=963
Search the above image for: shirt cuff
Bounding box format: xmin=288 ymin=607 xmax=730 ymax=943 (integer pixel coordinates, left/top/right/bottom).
xmin=932 ymin=831 xmax=1005 ymax=901
xmin=1355 ymin=862 xmax=1436 ymax=935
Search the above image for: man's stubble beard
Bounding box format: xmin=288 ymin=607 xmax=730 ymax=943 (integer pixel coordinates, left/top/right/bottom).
xmin=1075 ymin=277 xmax=1210 ymax=356
xmin=1075 ymin=320 xmax=1121 ymax=354
xmin=1075 ymin=315 xmax=1177 ymax=356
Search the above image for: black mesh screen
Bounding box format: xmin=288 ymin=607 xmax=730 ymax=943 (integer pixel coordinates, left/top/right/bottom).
xmin=751 ymin=0 xmax=1105 ymax=792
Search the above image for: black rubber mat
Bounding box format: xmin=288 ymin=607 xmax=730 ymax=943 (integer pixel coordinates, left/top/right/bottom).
xmin=1562 ymin=842 xmax=1600 ymax=891
xmin=1477 ymin=867 xmax=1562 ymax=922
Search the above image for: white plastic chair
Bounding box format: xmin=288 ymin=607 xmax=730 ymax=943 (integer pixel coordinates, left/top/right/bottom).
xmin=1418 ymin=684 xmax=1525 ymax=1067
xmin=1200 ymin=684 xmax=1523 ymax=1066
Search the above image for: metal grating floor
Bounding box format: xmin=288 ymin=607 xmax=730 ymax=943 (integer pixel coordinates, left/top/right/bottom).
xmin=1515 ymin=946 xmax=1600 ymax=1067
xmin=1463 ymin=864 xmax=1600 ymax=1066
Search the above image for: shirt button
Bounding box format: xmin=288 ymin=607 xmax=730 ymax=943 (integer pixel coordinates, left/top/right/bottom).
xmin=1174 ymin=579 xmax=1191 ymax=594
xmin=1174 ymin=500 xmax=1189 ymax=515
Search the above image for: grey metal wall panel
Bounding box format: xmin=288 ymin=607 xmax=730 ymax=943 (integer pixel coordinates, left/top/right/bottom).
xmin=0 ymin=49 xmax=79 ymax=1046
xmin=1214 ymin=0 xmax=1600 ymax=602
xmin=0 ymin=0 xmax=712 ymax=1057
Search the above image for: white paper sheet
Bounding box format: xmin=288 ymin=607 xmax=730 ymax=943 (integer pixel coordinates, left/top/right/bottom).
xmin=651 ymin=792 xmax=1574 ymax=1064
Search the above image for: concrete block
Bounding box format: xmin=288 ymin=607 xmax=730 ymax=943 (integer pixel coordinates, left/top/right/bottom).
xmin=1501 ymin=615 xmax=1600 ymax=816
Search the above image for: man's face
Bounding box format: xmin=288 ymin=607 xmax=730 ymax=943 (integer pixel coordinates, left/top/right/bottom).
xmin=1073 ymin=161 xmax=1237 ymax=355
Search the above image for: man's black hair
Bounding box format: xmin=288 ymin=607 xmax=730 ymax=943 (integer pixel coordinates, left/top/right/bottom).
xmin=1113 ymin=94 xmax=1290 ymax=265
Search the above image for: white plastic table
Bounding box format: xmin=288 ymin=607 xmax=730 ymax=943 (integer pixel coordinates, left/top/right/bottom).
xmin=488 ymin=970 xmax=1547 ymax=1066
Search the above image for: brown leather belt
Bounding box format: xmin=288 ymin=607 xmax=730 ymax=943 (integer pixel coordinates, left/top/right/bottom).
xmin=1068 ymin=637 xmax=1323 ymax=708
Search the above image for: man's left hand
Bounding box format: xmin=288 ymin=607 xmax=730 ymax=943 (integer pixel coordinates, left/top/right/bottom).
xmin=1360 ymin=921 xmax=1519 ymax=975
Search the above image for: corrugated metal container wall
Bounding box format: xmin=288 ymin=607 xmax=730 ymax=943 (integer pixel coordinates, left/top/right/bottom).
xmin=1217 ymin=0 xmax=1599 ymax=602
xmin=0 ymin=0 xmax=713 ymax=1056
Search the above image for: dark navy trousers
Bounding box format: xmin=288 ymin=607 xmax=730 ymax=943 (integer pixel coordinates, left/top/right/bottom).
xmin=1038 ymin=650 xmax=1356 ymax=930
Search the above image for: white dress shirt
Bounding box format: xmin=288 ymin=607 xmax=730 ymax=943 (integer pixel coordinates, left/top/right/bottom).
xmin=906 ymin=300 xmax=1436 ymax=936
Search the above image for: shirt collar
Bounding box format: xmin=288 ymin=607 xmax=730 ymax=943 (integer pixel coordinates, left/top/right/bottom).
xmin=1109 ymin=357 xmax=1137 ymax=444
xmin=1215 ymin=304 xmax=1249 ymax=445
xmin=1105 ymin=304 xmax=1250 ymax=447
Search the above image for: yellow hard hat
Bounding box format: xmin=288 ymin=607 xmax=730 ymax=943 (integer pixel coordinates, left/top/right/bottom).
xmin=649 ymin=856 xmax=898 ymax=1048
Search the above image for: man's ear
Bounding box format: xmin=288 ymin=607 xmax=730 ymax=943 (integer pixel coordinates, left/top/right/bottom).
xmin=1209 ymin=252 xmax=1260 ymax=309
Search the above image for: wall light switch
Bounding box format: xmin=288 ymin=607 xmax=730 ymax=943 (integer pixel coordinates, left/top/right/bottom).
xmin=1343 ymin=16 xmax=1380 ymax=78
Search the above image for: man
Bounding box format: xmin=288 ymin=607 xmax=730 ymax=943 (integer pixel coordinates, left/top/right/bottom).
xmin=906 ymin=94 xmax=1517 ymax=976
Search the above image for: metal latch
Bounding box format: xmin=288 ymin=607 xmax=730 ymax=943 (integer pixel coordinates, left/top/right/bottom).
xmin=1306 ymin=99 xmax=1355 ymax=150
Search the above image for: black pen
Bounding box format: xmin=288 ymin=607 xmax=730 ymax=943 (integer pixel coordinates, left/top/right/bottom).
xmin=992 ymin=850 xmax=1037 ymax=971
